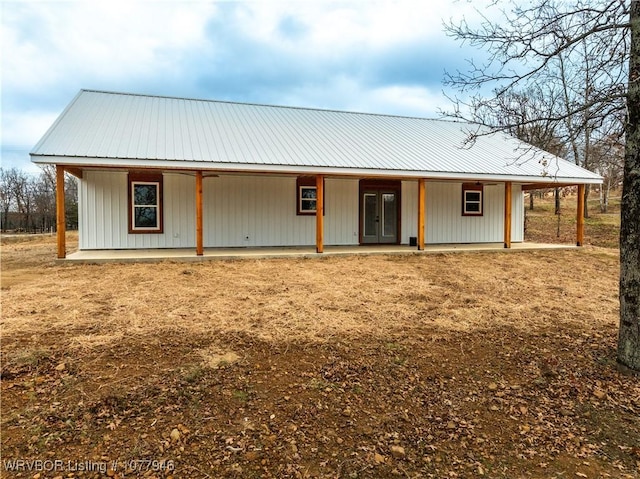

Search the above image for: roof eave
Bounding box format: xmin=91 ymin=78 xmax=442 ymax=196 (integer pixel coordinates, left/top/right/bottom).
xmin=30 ymin=155 xmax=604 ymax=185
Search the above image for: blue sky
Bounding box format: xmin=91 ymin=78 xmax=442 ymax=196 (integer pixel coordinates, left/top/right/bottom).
xmin=2 ymin=0 xmax=489 ymax=172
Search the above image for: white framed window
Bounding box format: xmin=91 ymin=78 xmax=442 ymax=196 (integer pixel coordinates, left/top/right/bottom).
xmin=299 ymin=186 xmax=317 ymax=214
xmin=128 ymin=173 xmax=163 ymax=233
xmin=296 ymin=176 xmax=324 ymax=215
xmin=462 ymin=183 xmax=483 ymax=216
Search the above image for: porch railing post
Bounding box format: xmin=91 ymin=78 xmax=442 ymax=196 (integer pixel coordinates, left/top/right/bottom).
xmin=316 ymin=174 xmax=324 ymax=253
xmin=56 ymin=165 xmax=66 ymax=259
xmin=418 ymin=179 xmax=425 ymax=250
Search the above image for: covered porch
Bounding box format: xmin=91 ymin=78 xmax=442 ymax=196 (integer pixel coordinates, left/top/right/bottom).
xmin=53 ymin=166 xmax=589 ymax=260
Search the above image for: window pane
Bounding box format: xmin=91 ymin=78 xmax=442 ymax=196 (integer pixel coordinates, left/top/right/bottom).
xmin=134 ymin=206 xmax=158 ymax=228
xmin=134 ymin=184 xmax=158 ymax=206
xmin=382 ymin=193 xmax=396 ymax=237
xmin=364 ymin=193 xmax=377 ymax=236
xmin=465 ymin=202 xmax=480 ymax=213
xmin=301 ymin=187 xmax=317 ymax=199
xmin=466 ymin=191 xmax=481 ymax=202
xmin=301 ymin=199 xmax=316 ymax=212
xmin=299 ymin=186 xmax=317 ymax=212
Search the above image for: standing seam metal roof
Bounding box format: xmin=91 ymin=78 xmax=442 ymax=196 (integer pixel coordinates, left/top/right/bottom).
xmin=31 ymin=89 xmax=603 ymax=183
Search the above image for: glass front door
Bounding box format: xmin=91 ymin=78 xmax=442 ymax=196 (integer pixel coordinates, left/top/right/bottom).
xmin=361 ymin=190 xmax=398 ymax=244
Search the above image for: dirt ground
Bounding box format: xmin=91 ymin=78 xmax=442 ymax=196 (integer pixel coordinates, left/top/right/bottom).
xmin=1 ymin=220 xmax=639 ymax=478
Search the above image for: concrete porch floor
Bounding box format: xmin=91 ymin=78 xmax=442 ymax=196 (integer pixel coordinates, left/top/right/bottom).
xmin=63 ymin=242 xmax=578 ymax=263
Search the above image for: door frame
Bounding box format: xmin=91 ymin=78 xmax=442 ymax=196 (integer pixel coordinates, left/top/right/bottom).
xmin=358 ymin=179 xmax=402 ymax=245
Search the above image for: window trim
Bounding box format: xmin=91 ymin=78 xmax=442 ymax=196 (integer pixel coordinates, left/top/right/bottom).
xmin=296 ymin=176 xmax=325 ymax=215
xmin=128 ymin=173 xmax=164 ymax=234
xmin=462 ymin=183 xmax=484 ymax=216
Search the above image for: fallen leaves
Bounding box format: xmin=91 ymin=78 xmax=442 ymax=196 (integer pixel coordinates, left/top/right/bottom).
xmin=592 ymin=388 xmax=607 ymax=400
xmin=390 ymin=445 xmax=406 ymax=458
xmin=2 ymin=241 xmax=639 ymax=478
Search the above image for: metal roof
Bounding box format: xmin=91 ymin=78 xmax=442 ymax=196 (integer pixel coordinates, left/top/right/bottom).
xmin=31 ymin=89 xmax=602 ymax=184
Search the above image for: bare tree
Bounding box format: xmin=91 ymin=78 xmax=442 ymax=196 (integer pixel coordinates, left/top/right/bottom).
xmin=472 ymin=86 xmax=567 ymax=211
xmin=0 ymin=168 xmax=13 ymax=231
xmin=446 ymin=1 xmax=627 ymax=216
xmin=64 ymin=172 xmax=78 ymax=230
xmin=555 ymin=38 xmax=618 ymax=217
xmin=591 ymin=131 xmax=625 ymax=212
xmin=620 ymin=0 xmax=640 ymax=371
xmin=33 ymin=165 xmax=56 ymax=232
xmin=443 ymin=0 xmax=639 ymax=370
xmin=474 ymin=86 xmax=567 ymax=153
xmin=3 ymin=167 xmax=30 ymax=231
xmin=0 ymin=166 xmax=78 ymax=233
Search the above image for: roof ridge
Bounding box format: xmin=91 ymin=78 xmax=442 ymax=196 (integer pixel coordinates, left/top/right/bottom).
xmin=79 ymin=88 xmax=465 ymax=123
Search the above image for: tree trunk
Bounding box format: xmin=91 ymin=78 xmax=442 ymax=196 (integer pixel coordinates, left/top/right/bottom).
xmin=600 ymin=182 xmax=608 ymax=213
xmin=529 ymin=192 xmax=534 ymax=210
xmin=618 ymin=1 xmax=640 ymax=371
xmin=583 ymin=184 xmax=590 ymax=219
xmin=554 ymin=188 xmax=560 ymax=215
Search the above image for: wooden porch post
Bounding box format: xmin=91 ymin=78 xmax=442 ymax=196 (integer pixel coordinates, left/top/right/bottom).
xmin=577 ymin=184 xmax=585 ymax=246
xmin=195 ymin=171 xmax=203 ymax=256
xmin=56 ymin=165 xmax=66 ymax=259
xmin=417 ymin=178 xmax=425 ymax=250
xmin=316 ymin=174 xmax=324 ymax=253
xmin=504 ymin=181 xmax=512 ymax=249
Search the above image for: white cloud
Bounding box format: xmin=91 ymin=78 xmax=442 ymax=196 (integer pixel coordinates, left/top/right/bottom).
xmin=233 ymin=0 xmax=487 ymax=50
xmin=277 ymin=76 xmax=446 ymax=117
xmin=1 ymin=0 xmax=494 ymax=168
xmin=1 ymin=110 xmax=59 ymax=147
xmin=2 ymin=1 xmax=216 ymax=92
xmin=359 ymin=85 xmax=449 ymax=117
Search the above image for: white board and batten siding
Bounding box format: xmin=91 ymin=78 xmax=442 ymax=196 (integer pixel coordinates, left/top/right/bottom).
xmin=79 ymin=172 xmax=360 ymax=249
xmin=511 ymin=184 xmax=525 ymax=242
xmin=79 ymin=172 xmax=524 ymax=250
xmin=401 ymin=181 xmax=419 ymax=242
xmin=203 ymin=176 xmax=359 ymax=247
xmin=400 ymin=181 xmax=524 ymax=244
xmin=79 ymin=171 xmax=196 ymax=249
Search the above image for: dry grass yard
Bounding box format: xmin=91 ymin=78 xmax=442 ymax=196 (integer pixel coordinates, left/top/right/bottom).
xmin=1 ymin=195 xmax=639 ymax=479
xmin=524 ymin=191 xmax=622 ymax=249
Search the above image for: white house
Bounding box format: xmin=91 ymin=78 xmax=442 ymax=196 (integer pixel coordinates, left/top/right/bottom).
xmin=30 ymin=90 xmax=602 ymax=258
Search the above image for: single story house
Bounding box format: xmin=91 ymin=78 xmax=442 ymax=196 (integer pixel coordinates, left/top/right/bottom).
xmin=31 ymin=89 xmax=602 ymax=259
